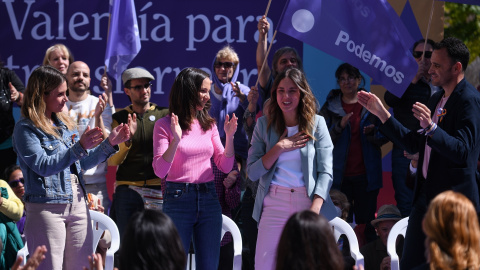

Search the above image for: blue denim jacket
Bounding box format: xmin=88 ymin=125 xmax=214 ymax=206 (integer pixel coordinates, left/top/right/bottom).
xmin=12 ymin=115 xmax=118 ymax=204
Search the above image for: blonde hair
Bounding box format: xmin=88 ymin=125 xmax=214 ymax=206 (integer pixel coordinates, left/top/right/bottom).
xmin=424 ymin=190 xmax=480 ymax=270
xmin=215 ymin=45 xmax=239 ymax=65
xmin=22 ymin=66 xmax=75 ymax=138
xmin=42 ymin=44 xmax=74 ymax=66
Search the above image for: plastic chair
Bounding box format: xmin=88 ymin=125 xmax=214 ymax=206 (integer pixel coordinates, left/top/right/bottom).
xmin=222 ymin=214 xmax=242 ymax=270
xmin=187 ymin=214 xmax=242 ymax=270
xmin=387 ymin=216 xmax=409 ymax=270
xmin=16 ymin=242 xmax=28 ymax=266
xmin=89 ymin=210 xmax=120 ymax=270
xmin=329 ymin=217 xmax=365 ymax=267
xmin=16 ymin=210 xmax=120 ymax=270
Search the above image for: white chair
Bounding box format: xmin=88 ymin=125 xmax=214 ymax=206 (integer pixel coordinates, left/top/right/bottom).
xmin=387 ymin=216 xmax=409 ymax=270
xmin=16 ymin=241 xmax=28 ymax=265
xmin=329 ymin=217 xmax=365 ymax=267
xmin=16 ymin=210 xmax=120 ymax=270
xmin=222 ymin=214 xmax=242 ymax=270
xmin=89 ymin=210 xmax=120 ymax=270
xmin=187 ymin=214 xmax=242 ymax=270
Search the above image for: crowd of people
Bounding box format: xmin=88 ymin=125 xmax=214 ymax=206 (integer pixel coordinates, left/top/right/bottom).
xmin=0 ymin=13 xmax=479 ymax=270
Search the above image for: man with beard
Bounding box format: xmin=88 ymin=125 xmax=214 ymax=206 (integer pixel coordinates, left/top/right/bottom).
xmin=108 ymin=68 xmax=168 ymax=238
xmin=66 ymin=61 xmax=114 ymax=209
xmin=358 ymin=37 xmax=480 ymax=269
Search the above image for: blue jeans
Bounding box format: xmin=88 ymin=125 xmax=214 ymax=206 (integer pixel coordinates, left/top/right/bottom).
xmin=163 ymin=181 xmax=222 ymax=270
xmin=391 ymin=146 xmax=414 ymax=217
xmin=110 ymin=185 xmax=144 ymax=238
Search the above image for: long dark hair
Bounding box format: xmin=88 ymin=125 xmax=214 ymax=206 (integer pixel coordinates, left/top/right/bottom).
xmin=169 ymin=67 xmax=215 ymax=131
xmin=267 ymin=68 xmax=317 ymax=139
xmin=119 ymin=209 xmax=186 ymax=270
xmin=276 ymin=211 xmax=344 ymax=270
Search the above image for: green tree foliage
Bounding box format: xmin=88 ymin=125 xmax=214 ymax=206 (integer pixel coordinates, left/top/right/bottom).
xmin=444 ymin=3 xmax=480 ymax=62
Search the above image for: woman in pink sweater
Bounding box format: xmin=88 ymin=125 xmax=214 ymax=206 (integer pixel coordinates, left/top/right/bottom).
xmin=152 ymin=67 xmax=237 ymax=270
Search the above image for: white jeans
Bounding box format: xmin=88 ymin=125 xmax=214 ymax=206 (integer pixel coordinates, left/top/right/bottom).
xmin=25 ymin=175 xmax=93 ymax=270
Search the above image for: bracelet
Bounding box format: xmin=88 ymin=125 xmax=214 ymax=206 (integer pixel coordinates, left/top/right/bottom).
xmin=425 ymin=123 xmax=437 ymax=137
xmin=423 ymin=121 xmax=434 ymax=133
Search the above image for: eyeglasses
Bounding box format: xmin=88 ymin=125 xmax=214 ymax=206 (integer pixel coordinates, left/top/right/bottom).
xmin=214 ymin=62 xmax=234 ymax=69
xmin=9 ymin=178 xmax=24 ymax=188
xmin=128 ymin=83 xmax=152 ymax=91
xmin=337 ymin=76 xmax=357 ymax=84
xmin=412 ymin=51 xmax=432 ymax=59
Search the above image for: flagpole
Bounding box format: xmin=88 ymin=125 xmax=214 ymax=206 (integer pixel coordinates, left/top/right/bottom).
xmin=264 ymin=0 xmax=272 ymax=16
xmin=255 ymin=0 xmax=286 ymax=88
xmin=104 ymin=13 xmax=112 ymax=76
xmin=422 ymin=0 xmax=436 ymax=61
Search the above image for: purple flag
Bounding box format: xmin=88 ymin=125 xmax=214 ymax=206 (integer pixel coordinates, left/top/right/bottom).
xmin=278 ymin=0 xmax=417 ymax=97
xmin=104 ymin=0 xmax=141 ymax=80
xmin=437 ymin=0 xmax=479 ymax=5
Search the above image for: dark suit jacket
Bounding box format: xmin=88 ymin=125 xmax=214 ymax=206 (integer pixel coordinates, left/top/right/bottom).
xmin=380 ymin=79 xmax=480 ymax=210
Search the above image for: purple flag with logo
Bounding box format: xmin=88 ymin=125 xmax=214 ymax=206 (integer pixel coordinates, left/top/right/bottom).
xmin=437 ymin=0 xmax=479 ymax=5
xmin=278 ymin=0 xmax=417 ymax=97
xmin=104 ymin=0 xmax=141 ymax=80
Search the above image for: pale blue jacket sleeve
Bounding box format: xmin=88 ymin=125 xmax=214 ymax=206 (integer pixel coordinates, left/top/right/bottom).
xmin=313 ymin=116 xmax=334 ymax=200
xmin=246 ymin=117 xmax=269 ymax=181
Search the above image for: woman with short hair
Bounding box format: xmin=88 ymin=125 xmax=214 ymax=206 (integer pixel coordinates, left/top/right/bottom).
xmin=43 ymin=44 xmax=74 ymax=74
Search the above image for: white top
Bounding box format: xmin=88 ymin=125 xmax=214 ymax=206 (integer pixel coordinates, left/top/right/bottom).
xmin=271 ymin=125 xmax=305 ymax=188
xmin=66 ymin=95 xmax=113 ymax=184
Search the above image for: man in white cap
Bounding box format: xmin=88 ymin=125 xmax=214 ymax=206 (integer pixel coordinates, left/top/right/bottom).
xmin=360 ymin=204 xmax=403 ymax=270
xmin=108 ymin=67 xmax=168 ymax=238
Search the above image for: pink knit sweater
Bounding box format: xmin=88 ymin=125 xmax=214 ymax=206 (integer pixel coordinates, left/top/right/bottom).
xmin=152 ymin=116 xmax=234 ymax=183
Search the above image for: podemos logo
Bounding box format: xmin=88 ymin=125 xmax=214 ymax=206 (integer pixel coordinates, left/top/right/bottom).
xmin=335 ymin=30 xmax=405 ymax=84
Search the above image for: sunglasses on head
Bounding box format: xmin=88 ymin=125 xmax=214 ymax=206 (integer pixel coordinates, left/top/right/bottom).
xmin=214 ymin=62 xmax=234 ymax=69
xmin=9 ymin=178 xmax=24 ymax=188
xmin=412 ymin=51 xmax=432 ymax=59
xmin=128 ymin=83 xmax=152 ymax=92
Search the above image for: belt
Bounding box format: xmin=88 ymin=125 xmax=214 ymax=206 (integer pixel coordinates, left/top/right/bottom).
xmin=167 ymin=181 xmax=213 ymax=192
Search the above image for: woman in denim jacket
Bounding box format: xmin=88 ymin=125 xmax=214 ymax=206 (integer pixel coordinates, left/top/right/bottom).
xmin=12 ymin=66 xmax=130 ymax=270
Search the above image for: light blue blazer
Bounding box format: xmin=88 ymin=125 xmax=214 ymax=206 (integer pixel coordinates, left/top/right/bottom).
xmin=247 ymin=115 xmax=337 ymax=222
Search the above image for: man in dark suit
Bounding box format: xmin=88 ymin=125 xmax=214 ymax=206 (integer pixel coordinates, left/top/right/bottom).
xmin=357 ymin=37 xmax=480 ymax=269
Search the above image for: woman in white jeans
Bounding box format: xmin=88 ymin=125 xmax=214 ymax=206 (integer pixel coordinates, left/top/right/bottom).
xmin=13 ymin=66 xmax=130 ymax=270
xmin=247 ymin=68 xmax=337 ymax=270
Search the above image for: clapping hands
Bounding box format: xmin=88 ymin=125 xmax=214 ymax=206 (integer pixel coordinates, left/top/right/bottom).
xmin=108 ymin=124 xmax=131 ymax=146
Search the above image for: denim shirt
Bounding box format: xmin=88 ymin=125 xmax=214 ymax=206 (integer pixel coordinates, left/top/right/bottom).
xmin=12 ymin=115 xmax=118 ymax=204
